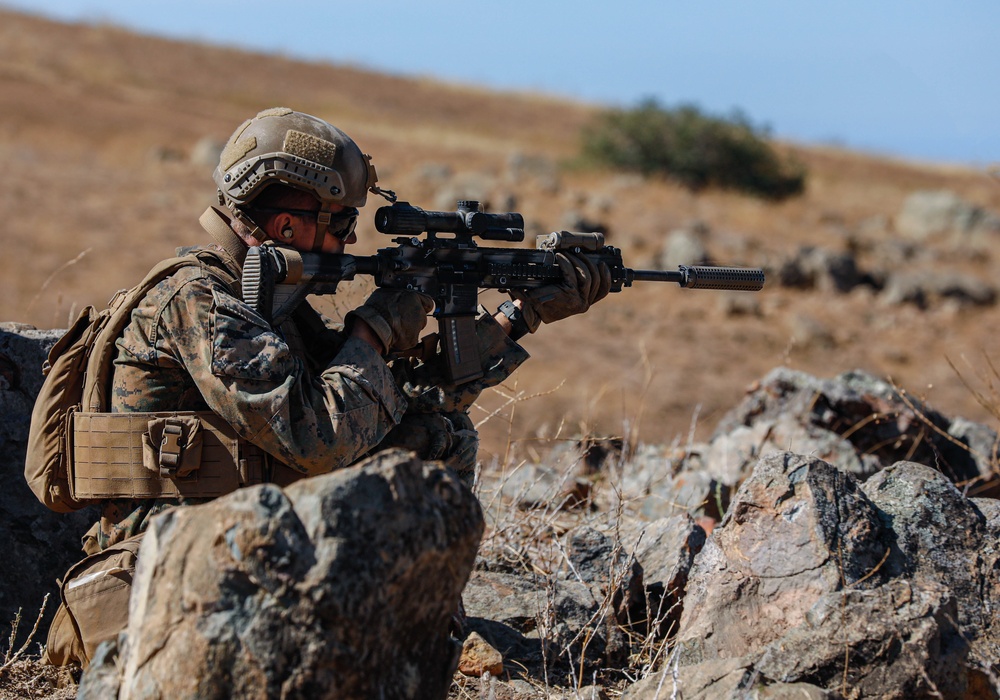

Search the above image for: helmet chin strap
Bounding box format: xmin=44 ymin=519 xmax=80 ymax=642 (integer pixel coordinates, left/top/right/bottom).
xmin=220 ymin=193 xmax=272 ymax=245
xmin=313 ymin=206 xmax=333 ymax=252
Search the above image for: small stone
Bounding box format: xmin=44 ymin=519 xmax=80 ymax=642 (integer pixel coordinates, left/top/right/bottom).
xmin=458 ymin=631 xmax=503 ymax=677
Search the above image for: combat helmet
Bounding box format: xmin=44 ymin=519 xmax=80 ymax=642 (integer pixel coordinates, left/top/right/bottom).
xmin=213 ymin=107 xmax=382 ymax=242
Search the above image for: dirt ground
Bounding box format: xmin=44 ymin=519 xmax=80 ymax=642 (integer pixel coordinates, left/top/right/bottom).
xmin=2 ymin=8 xmax=999 ymax=465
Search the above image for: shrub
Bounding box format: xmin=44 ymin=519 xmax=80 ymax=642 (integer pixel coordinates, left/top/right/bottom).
xmin=580 ymin=98 xmax=806 ymax=200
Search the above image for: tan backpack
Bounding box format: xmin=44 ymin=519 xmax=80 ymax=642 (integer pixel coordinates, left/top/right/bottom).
xmin=24 ymin=254 xmax=215 ymax=513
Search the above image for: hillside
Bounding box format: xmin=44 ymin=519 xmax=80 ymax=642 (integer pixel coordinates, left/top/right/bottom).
xmin=1 ymin=7 xmax=999 ymax=464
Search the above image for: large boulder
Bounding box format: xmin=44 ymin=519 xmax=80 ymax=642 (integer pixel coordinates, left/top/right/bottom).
xmin=0 ymin=324 xmax=96 ymax=639
xmin=861 ymin=461 xmax=1000 ymax=669
xmin=674 ymin=453 xmax=889 ymax=664
xmin=659 ymin=451 xmax=998 ymax=698
xmin=104 ymin=449 xmax=483 ymax=700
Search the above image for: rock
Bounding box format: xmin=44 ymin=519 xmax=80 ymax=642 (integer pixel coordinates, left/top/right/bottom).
xmin=76 ymin=637 xmax=122 ymax=700
xmin=668 ymin=452 xmax=998 ymax=697
xmin=627 ymin=515 xmax=706 ymax=638
xmin=755 ymin=579 xmax=968 ymax=699
xmin=787 ymin=313 xmax=836 ymax=349
xmin=621 ymin=657 xmax=754 ymax=699
xmin=861 ymin=461 xmax=999 ymax=666
xmin=636 ymin=467 xmax=730 ymax=521
xmin=717 ymin=291 xmax=763 ymax=317
xmin=549 ymin=685 xmax=608 ymax=700
xmin=617 ymin=444 xmax=702 ymax=508
xmin=462 ymin=566 xmax=629 ymax=676
xmin=752 ymin=682 xmax=842 ymax=699
xmin=0 ymin=325 xmax=97 ymax=641
xmin=608 ymin=658 xmax=846 ymax=699
xmin=458 ymin=631 xmax=504 ymax=677
xmin=778 ymin=246 xmax=860 ymax=293
xmin=879 ymin=271 xmax=930 ymax=307
xmin=500 ymin=461 xmax=592 ymax=510
xmin=895 ymin=190 xmax=1000 ymax=241
xmin=702 ymin=367 xmax=996 ymax=490
xmin=881 ymin=270 xmax=996 ymax=308
xmin=564 ymin=526 xmax=626 ymax=585
xmin=674 ymin=453 xmax=889 ymax=664
xmin=563 ymin=526 xmax=644 ymax=634
xmin=658 ymin=222 xmax=709 ymax=268
xmin=702 ymin=414 xmax=874 ymax=485
xmin=113 ymin=449 xmax=483 ymax=700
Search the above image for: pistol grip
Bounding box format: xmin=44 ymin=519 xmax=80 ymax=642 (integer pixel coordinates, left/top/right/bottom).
xmin=438 ymin=314 xmax=483 ymax=384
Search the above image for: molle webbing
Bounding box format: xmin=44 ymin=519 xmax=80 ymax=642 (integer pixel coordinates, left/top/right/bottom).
xmin=70 ymin=411 xmax=301 ymax=500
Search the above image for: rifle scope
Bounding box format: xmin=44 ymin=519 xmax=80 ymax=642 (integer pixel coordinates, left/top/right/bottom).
xmin=375 ymin=200 xmax=525 ymax=241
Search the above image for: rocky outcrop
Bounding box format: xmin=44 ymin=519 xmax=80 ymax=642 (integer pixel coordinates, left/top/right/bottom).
xmin=625 ymin=452 xmax=998 ymax=699
xmin=5 ymin=323 xmax=1000 ymax=700
xmin=87 ymin=449 xmax=483 ymax=700
xmin=696 ymin=366 xmax=998 ymax=490
xmin=0 ymin=324 xmax=96 ymax=638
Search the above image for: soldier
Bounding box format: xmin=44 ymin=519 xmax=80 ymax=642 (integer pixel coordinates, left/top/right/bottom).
xmin=43 ymin=107 xmax=610 ymax=666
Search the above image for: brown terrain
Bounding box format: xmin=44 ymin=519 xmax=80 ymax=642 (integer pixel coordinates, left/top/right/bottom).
xmin=2 ymin=6 xmax=999 ymax=466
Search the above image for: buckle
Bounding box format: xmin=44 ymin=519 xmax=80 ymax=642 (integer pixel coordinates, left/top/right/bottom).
xmin=158 ymin=421 xmax=185 ymax=477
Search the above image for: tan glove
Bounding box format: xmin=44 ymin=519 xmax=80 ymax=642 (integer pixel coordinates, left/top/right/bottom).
xmin=511 ymin=252 xmax=612 ymax=332
xmin=347 ymin=289 xmax=435 ymax=353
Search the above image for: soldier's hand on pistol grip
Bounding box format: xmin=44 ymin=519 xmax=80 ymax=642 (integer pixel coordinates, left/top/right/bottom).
xmin=347 ymin=289 xmax=435 ymax=354
xmin=511 ymin=251 xmax=612 ymax=332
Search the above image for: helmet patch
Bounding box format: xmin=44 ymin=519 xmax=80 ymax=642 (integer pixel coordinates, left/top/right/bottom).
xmin=284 ymin=130 xmax=337 ymax=168
xmin=220 ymin=136 xmax=258 ymax=172
xmin=256 ymin=107 xmax=294 ymax=118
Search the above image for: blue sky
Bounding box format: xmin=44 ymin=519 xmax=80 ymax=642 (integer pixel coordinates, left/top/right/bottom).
xmin=2 ymin=1 xmax=997 ymax=166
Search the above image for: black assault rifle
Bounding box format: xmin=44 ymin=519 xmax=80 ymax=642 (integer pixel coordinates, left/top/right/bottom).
xmin=242 ymin=200 xmax=765 ymax=384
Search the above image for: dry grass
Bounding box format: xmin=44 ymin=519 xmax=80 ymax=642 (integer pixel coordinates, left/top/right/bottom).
xmin=0 ymin=597 xmax=78 ymax=700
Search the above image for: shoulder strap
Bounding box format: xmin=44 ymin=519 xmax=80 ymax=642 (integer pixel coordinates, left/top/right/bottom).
xmin=80 ymin=254 xmax=232 ymax=412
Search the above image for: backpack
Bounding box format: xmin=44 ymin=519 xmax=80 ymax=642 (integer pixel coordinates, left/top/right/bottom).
xmin=24 ymin=253 xmax=222 ymax=513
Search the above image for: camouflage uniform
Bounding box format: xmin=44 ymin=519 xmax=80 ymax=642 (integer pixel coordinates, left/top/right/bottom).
xmin=95 ymin=207 xmax=529 ymax=550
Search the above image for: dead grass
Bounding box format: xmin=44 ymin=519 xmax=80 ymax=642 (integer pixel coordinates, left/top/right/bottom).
xmin=0 ymin=597 xmax=78 ymax=700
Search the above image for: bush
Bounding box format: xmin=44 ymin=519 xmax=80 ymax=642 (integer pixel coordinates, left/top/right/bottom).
xmin=580 ymin=98 xmax=806 ymax=200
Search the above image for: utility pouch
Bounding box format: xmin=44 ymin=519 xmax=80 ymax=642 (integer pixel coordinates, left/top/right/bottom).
xmin=45 ymin=533 xmax=145 ymax=668
xmin=141 ymin=415 xmax=204 ymax=478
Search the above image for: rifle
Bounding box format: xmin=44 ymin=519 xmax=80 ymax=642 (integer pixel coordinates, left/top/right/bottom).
xmin=242 ymin=200 xmax=765 ymax=383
